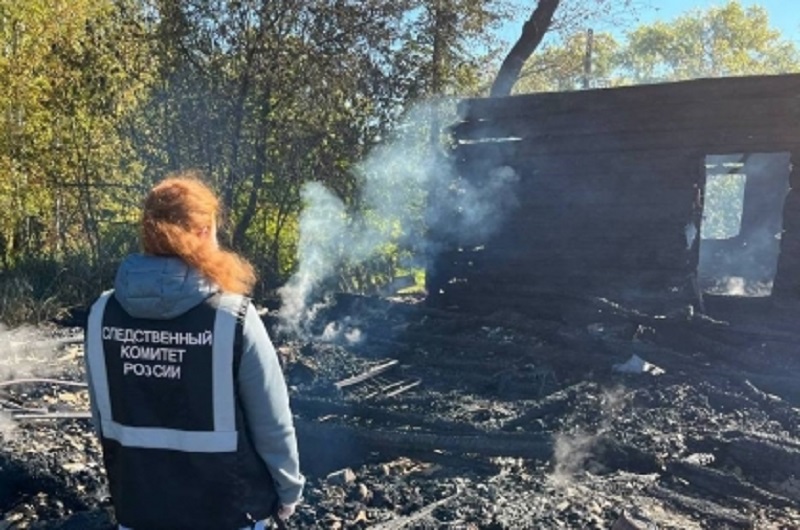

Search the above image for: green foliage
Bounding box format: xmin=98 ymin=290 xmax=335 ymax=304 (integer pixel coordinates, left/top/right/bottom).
xmin=0 ymin=0 xmax=517 ymax=319
xmin=0 ymin=253 xmax=118 ymax=326
xmin=402 ymin=0 xmax=513 ymax=96
xmin=0 ymin=0 xmax=156 ymax=269
xmin=130 ymin=1 xmax=424 ymax=272
xmin=515 ymin=0 xmax=800 ymax=93
xmin=515 ymin=31 xmax=621 ymax=92
xmin=618 ymin=1 xmax=800 ymax=83
xmin=3 ymin=0 xmax=800 ymax=324
xmin=124 ymin=0 xmax=515 ymax=291
xmin=701 ymin=171 xmax=746 ymax=240
xmin=0 ymin=276 xmax=64 ymax=327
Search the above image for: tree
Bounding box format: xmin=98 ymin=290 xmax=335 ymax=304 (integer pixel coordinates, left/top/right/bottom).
xmin=491 ymin=0 xmax=560 ymax=96
xmin=490 ymin=0 xmax=644 ymax=96
xmin=511 ymin=0 xmax=800 ymax=94
xmin=399 ymin=0 xmax=513 ymax=97
xmin=123 ymin=0 xmax=515 ymax=286
xmin=128 ymin=1 xmax=434 ymax=279
xmin=0 ymin=0 xmax=155 ymax=268
xmin=617 ymin=1 xmax=800 ymax=83
xmin=513 ymin=30 xmax=620 ymax=92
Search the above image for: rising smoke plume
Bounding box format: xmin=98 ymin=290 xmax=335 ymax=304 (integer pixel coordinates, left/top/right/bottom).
xmin=0 ymin=325 xmax=74 ymax=380
xmin=548 ymin=387 xmax=627 ymax=487
xmin=277 ymin=101 xmax=520 ymax=338
xmin=0 ymin=324 xmax=84 ymax=437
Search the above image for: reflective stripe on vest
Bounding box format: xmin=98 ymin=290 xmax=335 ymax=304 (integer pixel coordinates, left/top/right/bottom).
xmin=86 ymin=291 xmax=244 ymax=453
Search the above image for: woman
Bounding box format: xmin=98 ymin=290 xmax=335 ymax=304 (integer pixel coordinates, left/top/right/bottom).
xmin=84 ymin=172 xmax=304 ymax=529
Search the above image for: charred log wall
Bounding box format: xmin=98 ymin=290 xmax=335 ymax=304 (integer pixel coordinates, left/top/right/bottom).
xmin=430 ymin=74 xmax=800 ymax=315
xmin=774 ymin=149 xmax=800 ymax=298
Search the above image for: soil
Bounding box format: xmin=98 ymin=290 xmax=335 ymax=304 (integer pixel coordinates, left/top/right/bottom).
xmin=2 ymin=293 xmax=800 ymax=529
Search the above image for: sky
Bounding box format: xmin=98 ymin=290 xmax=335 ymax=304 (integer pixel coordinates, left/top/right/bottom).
xmin=500 ymin=1 xmax=800 ymax=46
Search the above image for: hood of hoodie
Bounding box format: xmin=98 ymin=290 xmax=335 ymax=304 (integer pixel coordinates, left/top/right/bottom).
xmin=113 ymin=254 xmax=217 ymax=320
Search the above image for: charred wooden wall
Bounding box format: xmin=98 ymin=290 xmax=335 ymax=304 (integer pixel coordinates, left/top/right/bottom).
xmin=428 ymin=74 xmax=800 ymax=315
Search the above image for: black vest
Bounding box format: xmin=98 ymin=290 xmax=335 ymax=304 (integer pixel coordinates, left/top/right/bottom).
xmin=86 ymin=292 xmax=278 ymax=530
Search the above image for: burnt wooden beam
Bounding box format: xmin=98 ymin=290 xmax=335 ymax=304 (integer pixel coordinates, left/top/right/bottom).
xmin=0 ymin=378 xmax=87 ymax=389
xmin=437 ymin=252 xmax=691 ymax=275
xmin=499 ymin=185 xmax=698 ymax=209
xmin=722 ymin=435 xmax=800 ymax=483
xmin=11 ymin=412 xmax=91 ymax=420
xmin=453 ymin=150 xmax=698 ymax=188
xmin=295 ymin=417 xmax=553 ymax=460
xmin=459 ymin=74 xmax=800 ymax=120
xmin=665 ymin=460 xmax=798 ymax=509
xmin=291 ymin=395 xmax=485 ymax=436
xmin=453 ymin=126 xmax=800 ymax=157
xmin=452 ymin=97 xmax=800 ymax=140
xmin=646 ymin=484 xmax=755 ymax=528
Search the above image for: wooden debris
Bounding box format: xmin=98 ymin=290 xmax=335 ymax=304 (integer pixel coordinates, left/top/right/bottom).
xmin=0 ymin=378 xmax=87 ymax=389
xmin=369 ymin=489 xmax=460 ymax=530
xmin=383 ymin=379 xmax=421 ymax=398
xmin=362 ymin=378 xmax=422 ymax=399
xmin=335 ymin=359 xmax=398 ymax=389
xmin=10 ymin=411 xmax=91 ymax=420
xmin=295 ymin=418 xmax=552 ymax=460
xmin=665 ymin=460 xmax=798 ymax=509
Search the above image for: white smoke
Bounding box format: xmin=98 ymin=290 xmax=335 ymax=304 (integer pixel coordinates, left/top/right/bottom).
xmin=428 ymin=165 xmax=520 ymax=247
xmin=0 ymin=324 xmax=70 ymax=380
xmin=0 ymin=324 xmax=84 ymax=437
xmin=320 ymin=320 xmax=364 ymax=345
xmin=550 ymin=427 xmax=598 ymax=485
xmin=276 ymin=184 xmax=348 ymax=337
xmin=549 ymin=387 xmax=627 ymax=487
xmin=277 ymin=101 xmax=520 ymax=337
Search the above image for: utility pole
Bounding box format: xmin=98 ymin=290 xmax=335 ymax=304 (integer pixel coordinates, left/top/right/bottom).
xmin=583 ymin=28 xmax=594 ymax=89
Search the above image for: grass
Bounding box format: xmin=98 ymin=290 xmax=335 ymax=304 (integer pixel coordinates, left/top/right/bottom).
xmin=0 ymin=256 xmax=118 ymax=328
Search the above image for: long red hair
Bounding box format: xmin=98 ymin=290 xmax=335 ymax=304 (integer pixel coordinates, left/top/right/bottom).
xmin=140 ymin=172 xmax=256 ymax=295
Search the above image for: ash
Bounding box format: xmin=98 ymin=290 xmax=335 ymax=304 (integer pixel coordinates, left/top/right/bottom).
xmin=2 ymin=294 xmax=800 ymax=529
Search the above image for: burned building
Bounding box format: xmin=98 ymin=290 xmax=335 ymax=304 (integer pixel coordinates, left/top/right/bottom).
xmin=429 ymin=74 xmax=800 ymax=317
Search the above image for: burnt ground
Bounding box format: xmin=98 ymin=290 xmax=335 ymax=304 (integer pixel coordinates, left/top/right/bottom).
xmin=2 ymin=293 xmax=800 ymax=529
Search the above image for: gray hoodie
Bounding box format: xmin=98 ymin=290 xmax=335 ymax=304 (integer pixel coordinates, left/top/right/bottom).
xmin=97 ymin=254 xmax=304 ymax=505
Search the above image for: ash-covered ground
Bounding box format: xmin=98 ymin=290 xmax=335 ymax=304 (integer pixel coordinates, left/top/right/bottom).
xmin=2 ymin=293 xmax=800 ymax=529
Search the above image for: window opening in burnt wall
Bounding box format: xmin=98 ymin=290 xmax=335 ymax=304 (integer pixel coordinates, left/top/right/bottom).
xmin=698 ymin=152 xmax=790 ymax=297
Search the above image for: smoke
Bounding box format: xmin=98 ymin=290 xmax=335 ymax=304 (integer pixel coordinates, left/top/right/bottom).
xmin=0 ymin=324 xmax=83 ymax=438
xmin=321 ymin=319 xmax=364 ymax=345
xmin=0 ymin=324 xmax=71 ymax=380
xmin=550 ymin=427 xmax=598 ymax=484
xmin=277 ymin=101 xmax=520 ymax=337
xmin=426 ymin=164 xmax=520 ymax=248
xmin=548 ymin=387 xmax=626 ymax=487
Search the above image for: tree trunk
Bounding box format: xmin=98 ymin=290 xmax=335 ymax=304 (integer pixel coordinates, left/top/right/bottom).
xmin=490 ymin=0 xmax=561 ymax=97
xmin=232 ymin=87 xmax=271 ymax=247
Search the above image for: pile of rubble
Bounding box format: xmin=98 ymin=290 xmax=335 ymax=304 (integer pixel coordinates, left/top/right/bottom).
xmin=2 ymin=293 xmax=800 ymax=529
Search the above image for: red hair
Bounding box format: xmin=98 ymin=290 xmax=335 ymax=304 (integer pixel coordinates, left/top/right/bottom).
xmin=141 ymin=172 xmax=256 ymax=295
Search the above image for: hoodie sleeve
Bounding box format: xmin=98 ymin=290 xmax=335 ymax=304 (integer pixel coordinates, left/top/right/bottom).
xmin=237 ymin=302 xmax=305 ymax=505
